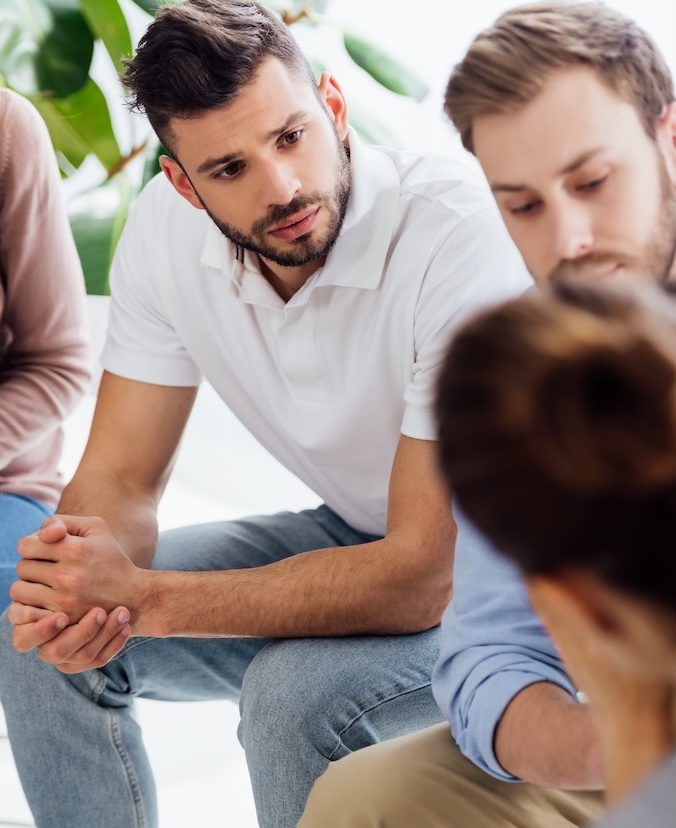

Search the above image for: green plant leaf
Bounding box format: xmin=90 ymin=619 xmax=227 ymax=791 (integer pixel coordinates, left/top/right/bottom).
xmin=68 ymin=175 xmax=132 ymax=295
xmin=79 ymin=0 xmax=132 ymax=75
xmin=309 ymin=58 xmax=327 ymax=82
xmin=141 ymin=139 xmax=166 ymax=189
xmin=128 ymin=0 xmax=178 ymax=14
xmin=0 ymin=0 xmax=94 ymax=97
xmin=348 ymin=100 xmax=401 ymax=147
xmin=343 ymin=31 xmax=428 ymax=102
xmin=31 ymin=77 xmax=122 ymax=172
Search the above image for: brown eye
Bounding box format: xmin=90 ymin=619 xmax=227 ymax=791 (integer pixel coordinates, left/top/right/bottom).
xmin=283 ymin=130 xmax=302 ymax=145
xmin=218 ymin=161 xmax=243 ymax=179
xmin=511 ymin=200 xmax=540 ymax=216
xmin=579 ymin=176 xmax=606 ymax=192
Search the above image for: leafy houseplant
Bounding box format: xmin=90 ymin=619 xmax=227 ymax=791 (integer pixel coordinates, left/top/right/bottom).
xmin=0 ymin=0 xmax=428 ymax=294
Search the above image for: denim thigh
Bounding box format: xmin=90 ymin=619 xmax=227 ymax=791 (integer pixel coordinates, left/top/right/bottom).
xmin=0 ymin=493 xmax=51 ymax=612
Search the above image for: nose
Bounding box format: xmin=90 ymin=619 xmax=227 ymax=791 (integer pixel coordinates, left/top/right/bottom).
xmin=260 ymin=159 xmax=301 ymax=206
xmin=550 ymin=200 xmax=594 ymax=261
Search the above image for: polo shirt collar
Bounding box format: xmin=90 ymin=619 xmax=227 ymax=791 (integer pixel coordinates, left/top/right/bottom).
xmin=316 ymin=128 xmax=400 ymax=290
xmin=200 ymin=128 xmax=401 ymax=300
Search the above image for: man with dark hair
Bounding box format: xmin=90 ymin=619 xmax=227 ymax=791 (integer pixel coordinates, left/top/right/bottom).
xmin=298 ymin=3 xmax=676 ymax=828
xmin=0 ymin=1 xmax=531 ymax=826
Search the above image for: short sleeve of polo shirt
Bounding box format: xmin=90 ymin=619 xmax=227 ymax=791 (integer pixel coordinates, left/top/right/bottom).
xmin=401 ymin=204 xmax=532 ymax=441
xmin=102 ymin=177 xmax=203 ymax=387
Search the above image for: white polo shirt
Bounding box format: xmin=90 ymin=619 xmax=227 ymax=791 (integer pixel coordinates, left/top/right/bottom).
xmin=102 ymin=132 xmax=531 ymax=535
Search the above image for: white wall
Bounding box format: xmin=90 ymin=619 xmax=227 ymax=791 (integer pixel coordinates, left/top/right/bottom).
xmin=323 ymin=0 xmax=676 ymax=153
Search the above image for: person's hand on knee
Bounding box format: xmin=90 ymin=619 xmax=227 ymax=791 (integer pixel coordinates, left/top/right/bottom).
xmin=8 ymin=601 xmax=131 ymax=672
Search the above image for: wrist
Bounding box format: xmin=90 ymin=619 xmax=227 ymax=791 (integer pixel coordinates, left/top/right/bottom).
xmin=129 ymin=568 xmax=170 ymax=637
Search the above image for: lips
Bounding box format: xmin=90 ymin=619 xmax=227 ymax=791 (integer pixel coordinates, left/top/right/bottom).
xmin=588 ymin=263 xmax=623 ymax=280
xmin=268 ymin=207 xmax=320 ymax=241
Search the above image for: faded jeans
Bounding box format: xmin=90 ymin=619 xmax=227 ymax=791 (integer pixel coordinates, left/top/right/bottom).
xmin=0 ymin=505 xmax=443 ymax=828
xmin=0 ymin=493 xmax=51 ymax=613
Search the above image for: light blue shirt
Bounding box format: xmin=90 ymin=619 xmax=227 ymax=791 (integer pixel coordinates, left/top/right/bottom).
xmin=432 ymin=508 xmax=577 ymax=780
xmin=596 ymin=752 xmax=676 ymax=828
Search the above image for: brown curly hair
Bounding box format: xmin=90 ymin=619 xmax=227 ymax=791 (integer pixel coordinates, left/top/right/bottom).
xmin=436 ymin=280 xmax=676 ymax=611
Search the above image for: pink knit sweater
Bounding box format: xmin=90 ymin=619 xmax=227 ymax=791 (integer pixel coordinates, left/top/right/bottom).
xmin=0 ymin=89 xmax=91 ymax=509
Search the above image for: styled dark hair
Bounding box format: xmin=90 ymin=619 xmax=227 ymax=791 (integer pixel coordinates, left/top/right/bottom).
xmin=445 ymin=2 xmax=674 ymax=153
xmin=436 ymin=281 xmax=676 ymax=612
xmin=121 ymin=0 xmax=317 ymax=153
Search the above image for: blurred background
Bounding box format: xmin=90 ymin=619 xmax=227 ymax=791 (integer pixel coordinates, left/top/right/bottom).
xmin=0 ymin=1 xmax=675 ymax=826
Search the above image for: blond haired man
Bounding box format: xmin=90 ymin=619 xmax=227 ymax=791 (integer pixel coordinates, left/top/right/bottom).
xmin=300 ymin=3 xmax=676 ymax=826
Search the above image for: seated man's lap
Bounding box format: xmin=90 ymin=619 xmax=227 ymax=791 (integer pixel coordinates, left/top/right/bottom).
xmin=0 ymin=493 xmax=51 ymax=612
xmin=299 ymin=723 xmax=604 ymax=828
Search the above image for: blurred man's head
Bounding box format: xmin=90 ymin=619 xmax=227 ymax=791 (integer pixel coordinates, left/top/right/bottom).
xmin=435 ymin=280 xmax=676 ymax=676
xmin=444 ymin=3 xmax=676 ymax=285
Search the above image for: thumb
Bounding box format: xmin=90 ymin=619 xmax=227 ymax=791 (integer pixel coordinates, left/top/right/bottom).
xmin=38 ymin=518 xmax=68 ymax=544
xmin=41 ymin=514 xmax=108 ymax=540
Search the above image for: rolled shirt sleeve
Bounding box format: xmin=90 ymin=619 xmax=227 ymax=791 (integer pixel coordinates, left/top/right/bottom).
xmin=432 ymin=508 xmax=577 ymax=781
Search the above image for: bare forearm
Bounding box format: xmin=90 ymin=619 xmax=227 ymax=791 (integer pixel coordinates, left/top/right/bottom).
xmin=59 ymin=468 xmax=159 ymax=568
xmin=133 ymin=539 xmax=453 ymax=639
xmin=495 ymin=682 xmax=605 ymax=789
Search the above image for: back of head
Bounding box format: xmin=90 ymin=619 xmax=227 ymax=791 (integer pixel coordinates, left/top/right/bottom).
xmin=122 ymin=0 xmax=316 ymax=154
xmin=436 ymin=281 xmax=676 ymax=613
xmin=445 ymin=1 xmax=674 ymax=153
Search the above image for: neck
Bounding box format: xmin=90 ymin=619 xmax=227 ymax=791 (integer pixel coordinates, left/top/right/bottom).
xmin=257 ymin=255 xmax=324 ymax=301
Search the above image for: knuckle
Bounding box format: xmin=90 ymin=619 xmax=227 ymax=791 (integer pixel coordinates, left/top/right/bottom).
xmin=7 ymin=581 xmax=21 ymax=602
xmin=72 ymin=545 xmax=89 ymax=564
xmin=56 ymin=592 xmax=78 ymax=616
xmin=16 ymin=536 xmax=31 ymax=556
xmin=39 ymin=639 xmax=68 ymax=663
xmin=12 ymin=633 xmax=29 ymax=653
xmin=7 ymin=603 xmax=27 ymax=625
xmin=75 ymin=642 xmax=99 ymax=663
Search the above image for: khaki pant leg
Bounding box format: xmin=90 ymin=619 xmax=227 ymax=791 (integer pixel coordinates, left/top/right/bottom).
xmin=299 ymin=723 xmax=603 ymax=828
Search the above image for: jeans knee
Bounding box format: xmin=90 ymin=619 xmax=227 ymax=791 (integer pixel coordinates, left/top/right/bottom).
xmin=0 ymin=612 xmax=34 ymax=702
xmin=0 ymin=611 xmax=16 ymax=668
xmin=239 ymin=639 xmax=334 ymax=746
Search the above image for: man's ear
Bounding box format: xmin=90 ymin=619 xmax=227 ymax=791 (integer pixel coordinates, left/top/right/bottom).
xmin=526 ymin=575 xmax=602 ymax=636
xmin=317 ymin=72 xmax=349 ymax=141
xmin=527 ymin=571 xmax=631 ymax=641
xmin=159 ymin=156 xmax=204 ymax=210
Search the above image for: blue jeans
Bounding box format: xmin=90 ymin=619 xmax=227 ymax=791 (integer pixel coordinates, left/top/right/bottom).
xmin=0 ymin=505 xmax=443 ymax=828
xmin=0 ymin=493 xmax=52 ymax=613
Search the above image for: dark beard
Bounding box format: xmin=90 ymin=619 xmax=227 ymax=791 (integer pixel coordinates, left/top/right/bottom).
xmin=198 ymin=134 xmax=351 ymax=268
xmin=550 ymin=153 xmax=676 ymax=285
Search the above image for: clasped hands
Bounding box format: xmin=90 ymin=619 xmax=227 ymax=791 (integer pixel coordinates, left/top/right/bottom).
xmin=8 ymin=515 xmax=138 ymax=673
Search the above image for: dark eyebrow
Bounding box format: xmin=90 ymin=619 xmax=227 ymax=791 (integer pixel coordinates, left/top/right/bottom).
xmin=196 ymin=111 xmax=309 ymax=176
xmin=266 ymin=110 xmax=307 ymax=142
xmin=490 ymin=147 xmax=606 ymax=193
xmin=197 ymin=152 xmax=239 ymax=175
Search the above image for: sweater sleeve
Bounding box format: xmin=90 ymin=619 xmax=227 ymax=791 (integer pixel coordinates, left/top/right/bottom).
xmin=0 ymin=90 xmax=91 ymax=482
